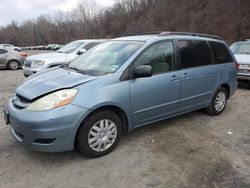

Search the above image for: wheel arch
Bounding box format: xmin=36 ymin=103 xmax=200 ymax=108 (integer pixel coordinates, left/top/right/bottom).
xmin=74 ymin=104 xmax=130 ymax=149
xmin=221 ymin=83 xmax=230 ymax=99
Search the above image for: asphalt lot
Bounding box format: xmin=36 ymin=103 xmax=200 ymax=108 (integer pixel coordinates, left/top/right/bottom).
xmin=0 ymin=51 xmax=249 ymax=188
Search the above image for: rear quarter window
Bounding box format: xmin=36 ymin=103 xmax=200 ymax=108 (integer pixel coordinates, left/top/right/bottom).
xmin=209 ymin=41 xmax=233 ymax=64
xmin=0 ymin=49 xmax=7 ymax=54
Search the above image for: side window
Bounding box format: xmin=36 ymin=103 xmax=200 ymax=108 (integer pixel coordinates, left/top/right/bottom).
xmin=83 ymin=42 xmax=99 ymax=50
xmin=209 ymin=41 xmax=233 ymax=64
xmin=178 ymin=40 xmax=212 ymax=68
xmin=0 ymin=49 xmax=7 ymax=54
xmin=134 ymin=41 xmax=175 ymax=74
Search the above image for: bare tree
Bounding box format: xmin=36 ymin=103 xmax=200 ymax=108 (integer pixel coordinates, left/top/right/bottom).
xmin=0 ymin=0 xmax=249 ymax=46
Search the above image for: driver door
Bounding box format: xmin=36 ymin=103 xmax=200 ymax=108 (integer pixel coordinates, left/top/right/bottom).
xmin=129 ymin=41 xmax=181 ymax=126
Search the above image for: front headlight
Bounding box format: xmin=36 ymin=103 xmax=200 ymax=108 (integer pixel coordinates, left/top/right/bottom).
xmin=32 ymin=60 xmax=45 ymax=67
xmin=27 ymin=89 xmax=78 ymax=111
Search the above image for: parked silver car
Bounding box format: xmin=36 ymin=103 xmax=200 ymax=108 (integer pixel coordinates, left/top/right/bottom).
xmin=0 ymin=48 xmax=27 ymax=70
xmin=0 ymin=44 xmax=21 ymax=51
xmin=230 ymin=41 xmax=250 ymax=87
xmin=23 ymin=39 xmax=103 ymax=77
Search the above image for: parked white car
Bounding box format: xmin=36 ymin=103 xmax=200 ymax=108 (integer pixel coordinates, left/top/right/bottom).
xmin=22 ymin=39 xmax=103 ymax=77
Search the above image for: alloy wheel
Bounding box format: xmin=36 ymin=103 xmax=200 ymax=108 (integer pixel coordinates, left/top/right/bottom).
xmin=215 ymin=92 xmax=226 ymax=112
xmin=9 ymin=61 xmax=19 ymax=70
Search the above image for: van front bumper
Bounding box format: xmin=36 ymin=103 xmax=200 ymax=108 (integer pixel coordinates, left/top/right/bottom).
xmin=4 ymin=100 xmax=89 ymax=152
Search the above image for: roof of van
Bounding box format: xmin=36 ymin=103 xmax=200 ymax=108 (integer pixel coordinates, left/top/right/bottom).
xmin=114 ymin=32 xmax=224 ymax=42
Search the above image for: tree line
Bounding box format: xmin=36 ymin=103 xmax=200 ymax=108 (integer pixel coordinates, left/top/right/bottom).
xmin=0 ymin=0 xmax=249 ymax=46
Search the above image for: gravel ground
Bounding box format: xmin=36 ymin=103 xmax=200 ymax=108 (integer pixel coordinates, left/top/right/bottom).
xmin=0 ymin=52 xmax=249 ymax=188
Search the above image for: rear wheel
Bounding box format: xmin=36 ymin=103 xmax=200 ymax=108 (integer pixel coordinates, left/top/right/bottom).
xmin=205 ymin=87 xmax=228 ymax=116
xmin=76 ymin=110 xmax=122 ymax=158
xmin=7 ymin=60 xmax=19 ymax=70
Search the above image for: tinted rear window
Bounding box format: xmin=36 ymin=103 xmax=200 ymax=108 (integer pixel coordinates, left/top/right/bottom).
xmin=178 ymin=40 xmax=212 ymax=68
xmin=209 ymin=41 xmax=233 ymax=64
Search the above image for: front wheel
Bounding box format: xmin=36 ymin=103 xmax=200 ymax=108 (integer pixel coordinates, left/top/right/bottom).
xmin=76 ymin=110 xmax=122 ymax=158
xmin=205 ymin=87 xmax=228 ymax=116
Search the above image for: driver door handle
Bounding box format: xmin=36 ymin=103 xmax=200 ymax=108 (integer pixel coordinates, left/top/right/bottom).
xmin=170 ymin=75 xmax=179 ymax=82
xmin=182 ymin=72 xmax=191 ymax=79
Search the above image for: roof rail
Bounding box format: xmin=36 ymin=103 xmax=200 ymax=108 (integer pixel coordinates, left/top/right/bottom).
xmin=158 ymin=32 xmax=222 ymax=40
xmin=122 ymin=31 xmax=161 ymax=37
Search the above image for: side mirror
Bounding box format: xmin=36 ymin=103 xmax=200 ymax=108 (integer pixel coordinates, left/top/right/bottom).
xmin=133 ymin=65 xmax=153 ymax=78
xmin=77 ymin=48 xmax=87 ymax=55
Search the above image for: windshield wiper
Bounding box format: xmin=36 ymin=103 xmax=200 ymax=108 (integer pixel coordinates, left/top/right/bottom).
xmin=67 ymin=66 xmax=87 ymax=74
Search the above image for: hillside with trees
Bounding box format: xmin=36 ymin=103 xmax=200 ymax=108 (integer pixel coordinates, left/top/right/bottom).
xmin=0 ymin=0 xmax=249 ymax=46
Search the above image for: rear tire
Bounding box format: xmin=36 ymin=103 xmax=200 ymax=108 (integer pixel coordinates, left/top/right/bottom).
xmin=205 ymin=87 xmax=228 ymax=116
xmin=7 ymin=60 xmax=19 ymax=70
xmin=76 ymin=110 xmax=122 ymax=158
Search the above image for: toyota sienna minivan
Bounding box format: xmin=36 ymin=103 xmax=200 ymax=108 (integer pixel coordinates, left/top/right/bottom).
xmin=4 ymin=32 xmax=238 ymax=157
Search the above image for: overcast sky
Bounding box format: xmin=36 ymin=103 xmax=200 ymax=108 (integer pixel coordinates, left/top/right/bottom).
xmin=0 ymin=0 xmax=115 ymax=26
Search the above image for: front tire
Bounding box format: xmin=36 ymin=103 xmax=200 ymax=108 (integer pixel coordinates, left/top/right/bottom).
xmin=205 ymin=87 xmax=228 ymax=116
xmin=7 ymin=60 xmax=19 ymax=70
xmin=76 ymin=110 xmax=122 ymax=158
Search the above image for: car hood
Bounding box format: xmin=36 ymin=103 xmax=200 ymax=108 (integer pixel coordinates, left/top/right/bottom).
xmin=26 ymin=52 xmax=67 ymax=60
xmin=15 ymin=68 xmax=98 ymax=101
xmin=26 ymin=52 xmax=77 ymax=63
xmin=234 ymin=54 xmax=250 ymax=64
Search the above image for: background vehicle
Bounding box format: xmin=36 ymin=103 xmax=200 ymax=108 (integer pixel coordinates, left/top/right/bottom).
xmin=36 ymin=45 xmax=45 ymax=50
xmin=5 ymin=32 xmax=237 ymax=157
xmin=230 ymin=41 xmax=250 ymax=88
xmin=0 ymin=48 xmax=27 ymax=70
xmin=0 ymin=44 xmax=21 ymax=51
xmin=45 ymin=44 xmax=58 ymax=50
xmin=52 ymin=44 xmax=62 ymax=50
xmin=22 ymin=39 xmax=104 ymax=77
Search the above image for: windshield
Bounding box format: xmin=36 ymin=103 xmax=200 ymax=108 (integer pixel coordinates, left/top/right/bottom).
xmin=68 ymin=41 xmax=144 ymax=76
xmin=58 ymin=41 xmax=85 ymax=54
xmin=231 ymin=43 xmax=250 ymax=54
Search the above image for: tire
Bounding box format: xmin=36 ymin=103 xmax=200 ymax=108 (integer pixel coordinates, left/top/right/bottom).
xmin=248 ymin=81 xmax=250 ymax=89
xmin=7 ymin=60 xmax=19 ymax=70
xmin=205 ymin=87 xmax=228 ymax=116
xmin=76 ymin=110 xmax=122 ymax=158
